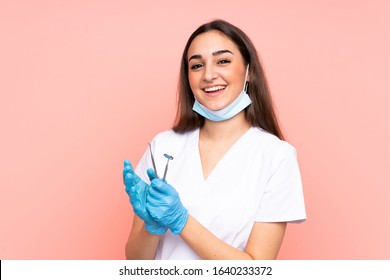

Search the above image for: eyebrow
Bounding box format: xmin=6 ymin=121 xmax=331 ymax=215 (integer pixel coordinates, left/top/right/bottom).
xmin=188 ymin=49 xmax=233 ymax=62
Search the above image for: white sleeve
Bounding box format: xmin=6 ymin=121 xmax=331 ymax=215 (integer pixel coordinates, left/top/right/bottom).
xmin=256 ymin=144 xmax=307 ymax=223
xmin=134 ymin=147 xmax=152 ymax=184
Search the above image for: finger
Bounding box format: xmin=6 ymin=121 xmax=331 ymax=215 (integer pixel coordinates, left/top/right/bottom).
xmin=123 ymin=165 xmax=134 ymax=185
xmin=148 ymin=181 xmax=165 ymax=197
xmin=124 ymin=160 xmax=133 ymax=168
xmin=129 ymin=186 xmax=145 ymax=211
xmin=125 ymin=173 xmax=140 ymax=191
xmin=146 ymin=202 xmax=163 ymax=221
xmin=124 ymin=164 xmax=134 ymax=173
xmin=128 ymin=185 xmax=139 ymax=202
xmin=146 ymin=168 xmax=157 ymax=181
xmin=150 ymin=178 xmax=166 ymax=189
xmin=151 ymin=178 xmax=173 ymax=195
xmin=146 ymin=191 xmax=162 ymax=206
xmin=131 ymin=199 xmax=141 ymax=211
xmin=128 ymin=185 xmax=137 ymax=197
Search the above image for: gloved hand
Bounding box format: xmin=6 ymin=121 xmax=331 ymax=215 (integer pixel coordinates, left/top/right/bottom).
xmin=146 ymin=178 xmax=189 ymax=235
xmin=123 ymin=160 xmax=167 ymax=234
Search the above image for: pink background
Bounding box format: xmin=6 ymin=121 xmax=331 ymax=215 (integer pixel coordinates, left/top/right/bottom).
xmin=1 ymin=0 xmax=389 ymax=259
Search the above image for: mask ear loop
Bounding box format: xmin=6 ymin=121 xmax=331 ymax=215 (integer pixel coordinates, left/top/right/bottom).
xmin=243 ymin=64 xmax=250 ymax=92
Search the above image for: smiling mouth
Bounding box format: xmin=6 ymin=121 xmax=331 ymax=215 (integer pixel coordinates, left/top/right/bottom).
xmin=203 ymin=85 xmax=226 ymax=93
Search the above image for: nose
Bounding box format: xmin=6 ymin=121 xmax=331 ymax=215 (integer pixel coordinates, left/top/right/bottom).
xmin=203 ymin=65 xmax=218 ymax=81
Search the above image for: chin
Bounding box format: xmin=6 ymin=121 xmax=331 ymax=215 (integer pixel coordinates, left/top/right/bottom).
xmin=204 ymin=104 xmax=224 ymax=111
xmin=209 ymin=102 xmax=231 ymax=111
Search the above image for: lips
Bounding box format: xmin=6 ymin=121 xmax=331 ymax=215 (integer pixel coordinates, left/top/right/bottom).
xmin=203 ymin=85 xmax=226 ymax=95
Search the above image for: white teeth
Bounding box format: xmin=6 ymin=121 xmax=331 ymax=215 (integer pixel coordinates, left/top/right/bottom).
xmin=204 ymin=86 xmax=226 ymax=92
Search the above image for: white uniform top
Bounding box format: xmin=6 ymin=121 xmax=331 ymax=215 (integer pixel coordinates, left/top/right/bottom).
xmin=135 ymin=127 xmax=306 ymax=260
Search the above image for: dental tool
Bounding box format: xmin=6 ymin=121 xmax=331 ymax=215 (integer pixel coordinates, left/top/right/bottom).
xmin=148 ymin=143 xmax=159 ymax=178
xmin=148 ymin=144 xmax=174 ymax=181
xmin=163 ymin=154 xmax=174 ymax=181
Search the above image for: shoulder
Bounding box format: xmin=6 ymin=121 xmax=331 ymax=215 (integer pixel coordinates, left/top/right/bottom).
xmin=250 ymin=127 xmax=296 ymax=157
xmin=149 ymin=129 xmax=198 ymax=159
xmin=151 ymin=129 xmax=195 ymax=144
xmin=247 ymin=127 xmax=298 ymax=173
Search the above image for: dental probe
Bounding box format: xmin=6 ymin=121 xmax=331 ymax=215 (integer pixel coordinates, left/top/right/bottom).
xmin=162 ymin=154 xmax=174 ymax=181
xmin=148 ymin=143 xmax=159 ymax=178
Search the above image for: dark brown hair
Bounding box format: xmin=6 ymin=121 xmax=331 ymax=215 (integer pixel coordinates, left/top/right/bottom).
xmin=173 ymin=19 xmax=284 ymax=140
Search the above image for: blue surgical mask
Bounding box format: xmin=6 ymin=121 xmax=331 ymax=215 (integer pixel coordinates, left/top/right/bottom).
xmin=192 ymin=65 xmax=252 ymax=122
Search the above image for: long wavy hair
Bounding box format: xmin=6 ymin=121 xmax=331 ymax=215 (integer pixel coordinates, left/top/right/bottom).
xmin=173 ymin=19 xmax=284 ymax=140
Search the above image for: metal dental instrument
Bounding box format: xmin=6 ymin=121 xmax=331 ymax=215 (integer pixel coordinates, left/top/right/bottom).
xmin=148 ymin=143 xmax=173 ymax=181
xmin=162 ymin=154 xmax=174 ymax=181
xmin=148 ymin=143 xmax=159 ymax=178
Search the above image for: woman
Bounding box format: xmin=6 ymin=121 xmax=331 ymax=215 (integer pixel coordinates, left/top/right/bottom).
xmin=123 ymin=19 xmax=306 ymax=260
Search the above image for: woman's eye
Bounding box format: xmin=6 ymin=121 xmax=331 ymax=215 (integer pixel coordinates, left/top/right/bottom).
xmin=218 ymin=59 xmax=231 ymax=65
xmin=190 ymin=63 xmax=203 ymax=70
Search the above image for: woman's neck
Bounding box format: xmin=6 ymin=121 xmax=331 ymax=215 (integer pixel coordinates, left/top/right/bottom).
xmin=200 ymin=111 xmax=251 ymax=141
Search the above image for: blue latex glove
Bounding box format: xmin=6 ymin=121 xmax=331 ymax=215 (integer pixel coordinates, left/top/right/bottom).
xmin=146 ymin=178 xmax=189 ymax=235
xmin=123 ymin=160 xmax=167 ymax=234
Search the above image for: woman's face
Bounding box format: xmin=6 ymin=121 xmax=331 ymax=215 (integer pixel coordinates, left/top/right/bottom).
xmin=187 ymin=30 xmax=247 ymax=111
